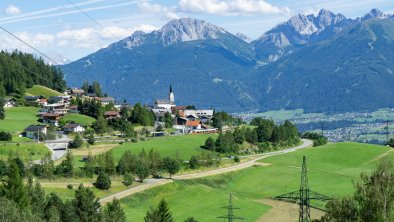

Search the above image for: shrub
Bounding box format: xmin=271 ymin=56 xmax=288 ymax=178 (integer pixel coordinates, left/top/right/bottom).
xmin=0 ymin=131 xmax=12 ymax=141
xmin=123 ymin=173 xmax=134 ymax=187
xmin=67 ymin=184 xmax=73 ymax=189
xmin=95 ymin=171 xmax=111 ymax=190
xmin=234 ymin=156 xmax=240 ymax=163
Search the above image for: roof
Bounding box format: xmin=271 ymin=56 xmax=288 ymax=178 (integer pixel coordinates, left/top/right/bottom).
xmin=70 ymin=88 xmax=84 ymax=94
xmin=25 ymin=125 xmax=46 ymax=131
xmin=64 ymin=123 xmax=82 ymax=129
xmin=104 ymin=111 xmax=119 ymax=116
xmin=155 ymin=99 xmax=174 ymax=105
xmin=69 ymin=105 xmax=78 ymax=109
xmin=173 ymin=106 xmax=186 ymax=110
xmin=25 ymin=96 xmax=40 ymax=100
xmin=42 ymin=113 xmax=62 ymax=117
xmin=96 ymin=97 xmax=115 ymax=102
xmin=4 ymin=98 xmax=16 ymax=102
xmin=186 ymin=120 xmax=201 ymax=127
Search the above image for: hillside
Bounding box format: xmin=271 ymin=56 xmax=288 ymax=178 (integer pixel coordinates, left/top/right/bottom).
xmin=25 ymin=85 xmax=63 ymax=97
xmin=0 ymin=50 xmax=66 ymax=98
xmin=119 ymin=142 xmax=391 ymax=221
xmin=249 ymin=18 xmax=394 ymax=113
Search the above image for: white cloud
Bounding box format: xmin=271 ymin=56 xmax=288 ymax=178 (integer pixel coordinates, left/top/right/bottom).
xmin=5 ymin=5 xmax=21 ymax=15
xmin=178 ymin=0 xmax=290 ymax=16
xmin=138 ymin=2 xmax=179 ymax=20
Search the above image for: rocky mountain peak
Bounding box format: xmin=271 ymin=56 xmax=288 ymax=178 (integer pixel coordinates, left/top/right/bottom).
xmin=159 ymin=18 xmax=226 ymax=46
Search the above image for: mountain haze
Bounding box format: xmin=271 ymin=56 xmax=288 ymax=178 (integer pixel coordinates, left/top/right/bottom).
xmin=63 ymin=9 xmax=394 ymax=113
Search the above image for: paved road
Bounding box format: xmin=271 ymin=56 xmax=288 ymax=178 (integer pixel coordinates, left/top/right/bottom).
xmin=44 ymin=135 xmax=71 ymax=161
xmin=100 ymin=139 xmax=313 ymax=204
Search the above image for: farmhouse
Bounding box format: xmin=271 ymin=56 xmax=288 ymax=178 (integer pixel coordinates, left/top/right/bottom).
xmin=63 ymin=123 xmax=85 ymax=133
xmin=42 ymin=113 xmax=62 ymax=126
xmin=3 ymin=98 xmax=16 ymax=108
xmin=95 ymin=97 xmax=115 ymax=106
xmin=69 ymin=105 xmax=79 ymax=113
xmin=24 ymin=125 xmax=47 ymax=139
xmin=70 ymin=88 xmax=85 ymax=96
xmin=24 ymin=96 xmax=41 ymax=106
xmin=104 ymin=111 xmax=120 ymax=119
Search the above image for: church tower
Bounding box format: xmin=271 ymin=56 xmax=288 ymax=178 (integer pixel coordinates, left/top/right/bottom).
xmin=169 ymin=84 xmax=175 ymax=104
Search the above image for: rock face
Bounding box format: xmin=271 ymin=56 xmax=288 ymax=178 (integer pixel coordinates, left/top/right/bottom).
xmin=63 ymin=9 xmax=394 ymax=113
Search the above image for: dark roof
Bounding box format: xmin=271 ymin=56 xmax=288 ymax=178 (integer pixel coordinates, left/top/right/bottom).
xmin=24 ymin=96 xmax=40 ymax=100
xmin=25 ymin=125 xmax=46 ymax=131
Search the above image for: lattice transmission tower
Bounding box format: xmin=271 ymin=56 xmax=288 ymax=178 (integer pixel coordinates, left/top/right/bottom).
xmin=218 ymin=193 xmax=245 ymax=222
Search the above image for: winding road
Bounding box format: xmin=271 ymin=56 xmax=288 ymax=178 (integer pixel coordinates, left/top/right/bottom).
xmin=100 ymin=139 xmax=313 ymax=204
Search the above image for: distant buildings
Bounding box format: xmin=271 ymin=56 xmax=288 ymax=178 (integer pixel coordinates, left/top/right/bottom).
xmin=63 ymin=123 xmax=85 ymax=133
xmin=104 ymin=111 xmax=120 ymax=119
xmin=3 ymin=98 xmax=16 ymax=108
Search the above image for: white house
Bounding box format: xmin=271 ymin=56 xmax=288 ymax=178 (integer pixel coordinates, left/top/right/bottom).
xmin=63 ymin=123 xmax=85 ymax=133
xmin=154 ymin=85 xmax=176 ymax=110
xmin=184 ymin=110 xmax=214 ymax=119
xmin=3 ymin=98 xmax=16 ymax=108
xmin=24 ymin=125 xmax=47 ymax=139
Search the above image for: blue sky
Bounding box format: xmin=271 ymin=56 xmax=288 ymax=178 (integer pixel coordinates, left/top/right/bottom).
xmin=0 ymin=0 xmax=393 ymax=62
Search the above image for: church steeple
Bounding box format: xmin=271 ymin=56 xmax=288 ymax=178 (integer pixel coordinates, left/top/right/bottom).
xmin=169 ymin=84 xmax=175 ymax=103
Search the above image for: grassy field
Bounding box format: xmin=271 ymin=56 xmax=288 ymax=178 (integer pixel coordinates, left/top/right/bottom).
xmin=63 ymin=113 xmax=96 ymax=126
xmin=119 ymin=142 xmax=391 ymax=221
xmin=25 ymin=85 xmax=62 ymax=97
xmin=71 ymin=134 xmax=217 ymax=167
xmin=0 ymin=107 xmax=39 ymax=133
xmin=0 ymin=143 xmax=50 ymax=161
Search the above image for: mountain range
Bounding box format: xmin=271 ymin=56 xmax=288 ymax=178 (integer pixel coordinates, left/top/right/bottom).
xmin=62 ymin=9 xmax=394 ymax=113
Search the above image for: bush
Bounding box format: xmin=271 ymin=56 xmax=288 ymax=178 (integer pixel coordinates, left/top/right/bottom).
xmin=189 ymin=156 xmax=199 ymax=169
xmin=123 ymin=173 xmax=134 ymax=187
xmin=0 ymin=131 xmax=12 ymax=141
xmin=68 ymin=134 xmax=83 ymax=148
xmin=131 ymin=138 xmax=138 ymax=143
xmin=234 ymin=156 xmax=240 ymax=163
xmin=95 ymin=171 xmax=111 ymax=190
xmin=67 ymin=184 xmax=73 ymax=189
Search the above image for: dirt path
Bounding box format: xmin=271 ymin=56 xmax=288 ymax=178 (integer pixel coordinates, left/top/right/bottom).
xmin=99 ymin=139 xmax=312 ymax=204
xmin=256 ymin=199 xmax=325 ymax=222
xmin=366 ymin=149 xmax=393 ymax=164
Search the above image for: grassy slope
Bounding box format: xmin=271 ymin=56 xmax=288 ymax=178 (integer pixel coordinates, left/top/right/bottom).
xmin=72 ymin=134 xmax=217 ymax=167
xmin=63 ymin=113 xmax=96 ymax=126
xmin=0 ymin=107 xmax=39 ymax=133
xmin=0 ymin=143 xmax=50 ymax=161
xmin=25 ymin=85 xmax=62 ymax=97
xmin=120 ymin=142 xmax=390 ymax=221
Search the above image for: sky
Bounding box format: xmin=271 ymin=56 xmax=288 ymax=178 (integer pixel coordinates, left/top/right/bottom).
xmin=0 ymin=0 xmax=393 ymax=63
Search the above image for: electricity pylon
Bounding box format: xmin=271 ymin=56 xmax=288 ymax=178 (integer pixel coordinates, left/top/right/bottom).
xmin=218 ymin=193 xmax=244 ymax=222
xmin=275 ymin=156 xmax=332 ymax=222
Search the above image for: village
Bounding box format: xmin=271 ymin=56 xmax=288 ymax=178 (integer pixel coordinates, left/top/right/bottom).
xmin=3 ymin=85 xmax=217 ymax=142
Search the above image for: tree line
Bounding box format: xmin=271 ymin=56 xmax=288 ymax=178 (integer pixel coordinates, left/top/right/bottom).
xmin=204 ymin=118 xmax=300 ymax=154
xmin=0 ymin=50 xmax=66 ymax=99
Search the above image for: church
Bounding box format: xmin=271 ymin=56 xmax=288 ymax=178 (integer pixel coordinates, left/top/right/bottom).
xmin=153 ymin=85 xmax=176 ymax=115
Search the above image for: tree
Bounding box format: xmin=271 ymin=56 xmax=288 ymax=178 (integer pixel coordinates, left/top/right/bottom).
xmin=245 ymin=128 xmax=258 ymax=144
xmin=0 ymin=196 xmax=41 ymax=222
xmin=2 ymin=161 xmax=29 ymax=208
xmin=87 ymin=132 xmax=95 ymax=145
xmin=0 ymin=131 xmax=12 ymax=141
xmin=164 ymin=112 xmax=173 ymax=128
xmin=0 ymin=98 xmax=5 ymax=120
xmin=95 ymin=171 xmax=111 ymax=190
xmin=72 ymin=184 xmax=101 ymax=222
xmin=204 ymin=137 xmax=215 ymax=150
xmin=123 ymin=172 xmax=134 ymax=187
xmin=27 ymin=179 xmax=47 ymax=220
xmin=135 ymin=159 xmax=150 ymax=182
xmin=55 ymin=150 xmax=73 ymax=177
xmin=189 ymin=156 xmax=199 ymax=169
xmin=184 ymin=217 xmax=198 ymax=222
xmin=103 ymin=199 xmax=126 ymax=222
xmin=386 ymin=138 xmax=394 ymax=148
xmin=320 ymin=161 xmax=394 ymax=222
xmin=46 ymin=124 xmax=57 ymax=140
xmin=144 ymin=199 xmax=174 ymax=222
xmin=0 ymin=159 xmax=7 ymax=178
xmin=68 ymin=134 xmax=83 ymax=148
xmin=233 ymin=127 xmax=245 ymax=144
xmin=40 ymin=152 xmax=55 ymax=178
xmin=92 ymin=116 xmax=108 ymax=134
xmin=163 ymin=157 xmax=180 ymax=178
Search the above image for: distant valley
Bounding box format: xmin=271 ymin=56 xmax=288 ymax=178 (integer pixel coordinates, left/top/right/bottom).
xmin=62 ymin=9 xmax=394 ymax=113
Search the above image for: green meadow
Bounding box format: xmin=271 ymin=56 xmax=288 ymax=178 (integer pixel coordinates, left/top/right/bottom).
xmin=0 ymin=107 xmax=40 ymax=133
xmin=0 ymin=143 xmax=50 ymax=161
xmin=120 ymin=142 xmax=391 ymax=221
xmin=63 ymin=113 xmax=96 ymax=126
xmin=25 ymin=85 xmax=62 ymax=97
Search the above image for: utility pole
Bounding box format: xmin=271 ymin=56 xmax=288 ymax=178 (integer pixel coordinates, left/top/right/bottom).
xmin=218 ymin=193 xmax=244 ymax=222
xmin=37 ymin=128 xmax=40 ymax=143
xmin=386 ymin=119 xmax=389 ymax=143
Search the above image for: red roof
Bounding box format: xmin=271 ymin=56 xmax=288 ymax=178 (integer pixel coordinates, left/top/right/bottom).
xmin=69 ymin=105 xmax=78 ymax=109
xmin=186 ymin=120 xmax=201 ymax=127
xmin=173 ymin=106 xmax=186 ymax=110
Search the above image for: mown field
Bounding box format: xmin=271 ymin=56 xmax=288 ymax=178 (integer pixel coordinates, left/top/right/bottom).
xmin=0 ymin=143 xmax=50 ymax=161
xmin=25 ymin=85 xmax=62 ymax=97
xmin=119 ymin=142 xmax=391 ymax=221
xmin=71 ymin=134 xmax=217 ymax=167
xmin=63 ymin=113 xmax=96 ymax=126
xmin=0 ymin=107 xmax=39 ymax=133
